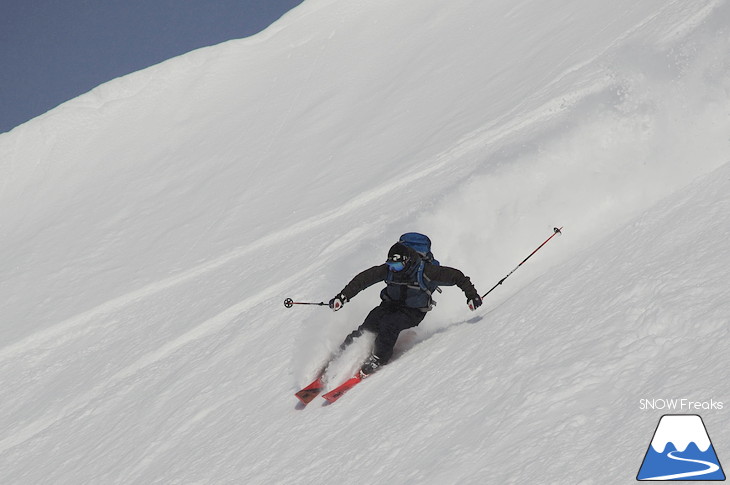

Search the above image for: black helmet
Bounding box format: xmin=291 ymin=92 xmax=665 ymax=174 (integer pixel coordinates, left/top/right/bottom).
xmin=386 ymin=242 xmax=417 ymax=271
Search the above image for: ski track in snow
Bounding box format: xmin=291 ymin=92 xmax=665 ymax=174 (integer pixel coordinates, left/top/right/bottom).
xmin=0 ymin=237 xmax=352 ymax=452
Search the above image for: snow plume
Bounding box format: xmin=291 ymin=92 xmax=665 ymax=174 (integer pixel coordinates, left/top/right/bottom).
xmin=424 ymin=5 xmax=730 ymax=295
xmin=0 ymin=0 xmax=729 ymax=483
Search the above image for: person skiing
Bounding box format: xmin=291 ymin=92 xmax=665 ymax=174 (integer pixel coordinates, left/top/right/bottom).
xmin=329 ymin=235 xmax=482 ymax=377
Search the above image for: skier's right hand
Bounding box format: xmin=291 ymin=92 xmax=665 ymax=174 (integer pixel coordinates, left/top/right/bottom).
xmin=329 ymin=294 xmax=347 ymax=311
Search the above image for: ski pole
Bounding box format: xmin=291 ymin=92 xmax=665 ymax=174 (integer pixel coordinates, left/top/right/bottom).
xmin=481 ymin=227 xmax=563 ymax=299
xmin=284 ymin=298 xmax=328 ymax=308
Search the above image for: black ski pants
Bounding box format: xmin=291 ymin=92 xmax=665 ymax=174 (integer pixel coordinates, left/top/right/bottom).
xmin=340 ymin=302 xmax=426 ymax=364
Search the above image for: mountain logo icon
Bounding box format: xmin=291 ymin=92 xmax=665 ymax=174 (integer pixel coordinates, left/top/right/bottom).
xmin=637 ymin=414 xmax=725 ymax=481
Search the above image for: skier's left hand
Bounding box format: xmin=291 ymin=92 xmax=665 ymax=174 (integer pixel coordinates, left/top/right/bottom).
xmin=467 ymin=295 xmax=482 ymax=311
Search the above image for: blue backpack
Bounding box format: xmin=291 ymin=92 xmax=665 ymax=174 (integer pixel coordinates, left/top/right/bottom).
xmin=398 ymin=232 xmax=439 ymax=265
xmin=384 ymin=232 xmax=442 ymax=310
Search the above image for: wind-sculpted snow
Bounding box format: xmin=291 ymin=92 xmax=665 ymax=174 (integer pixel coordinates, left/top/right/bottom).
xmin=0 ymin=0 xmax=728 ymax=483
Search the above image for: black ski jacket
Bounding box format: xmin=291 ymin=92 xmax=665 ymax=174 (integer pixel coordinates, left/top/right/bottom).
xmin=338 ymin=263 xmax=479 ymax=311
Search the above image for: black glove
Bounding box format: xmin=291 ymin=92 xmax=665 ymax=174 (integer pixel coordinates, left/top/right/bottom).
xmin=329 ymin=293 xmax=347 ymax=311
xmin=467 ymin=294 xmax=482 ymax=311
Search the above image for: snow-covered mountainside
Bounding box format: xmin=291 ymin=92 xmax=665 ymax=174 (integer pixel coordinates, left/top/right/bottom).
xmin=0 ymin=0 xmax=728 ymax=483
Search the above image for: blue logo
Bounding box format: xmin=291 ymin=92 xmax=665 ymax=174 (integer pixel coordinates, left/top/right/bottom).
xmin=637 ymin=414 xmax=725 ymax=481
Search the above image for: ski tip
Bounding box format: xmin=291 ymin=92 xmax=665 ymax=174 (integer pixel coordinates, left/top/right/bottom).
xmin=294 ymin=376 xmax=325 ymax=405
xmin=295 ymin=390 xmax=319 ymax=405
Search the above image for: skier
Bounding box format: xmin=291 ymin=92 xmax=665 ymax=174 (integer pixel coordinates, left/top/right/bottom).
xmin=329 ymin=239 xmax=482 ymax=377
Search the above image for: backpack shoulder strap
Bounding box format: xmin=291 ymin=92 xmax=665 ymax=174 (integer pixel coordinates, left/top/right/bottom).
xmin=416 ymin=260 xmax=442 ymax=294
xmin=419 ymin=261 xmax=443 ymax=294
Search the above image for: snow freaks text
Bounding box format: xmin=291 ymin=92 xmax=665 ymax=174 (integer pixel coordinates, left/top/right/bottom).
xmin=639 ymin=399 xmax=724 ymax=411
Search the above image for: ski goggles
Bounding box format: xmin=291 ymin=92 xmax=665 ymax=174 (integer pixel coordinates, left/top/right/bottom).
xmin=386 ymin=260 xmax=406 ymax=272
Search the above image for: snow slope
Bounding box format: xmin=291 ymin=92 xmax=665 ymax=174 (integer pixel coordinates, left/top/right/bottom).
xmin=0 ymin=0 xmax=728 ymax=483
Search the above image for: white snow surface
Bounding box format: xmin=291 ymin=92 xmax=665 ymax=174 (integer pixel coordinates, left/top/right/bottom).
xmin=1 ymin=0 xmax=729 ymax=483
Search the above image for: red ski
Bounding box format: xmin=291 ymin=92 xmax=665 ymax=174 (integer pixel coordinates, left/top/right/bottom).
xmin=295 ymin=375 xmax=325 ymax=405
xmin=322 ymin=373 xmax=364 ymax=403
